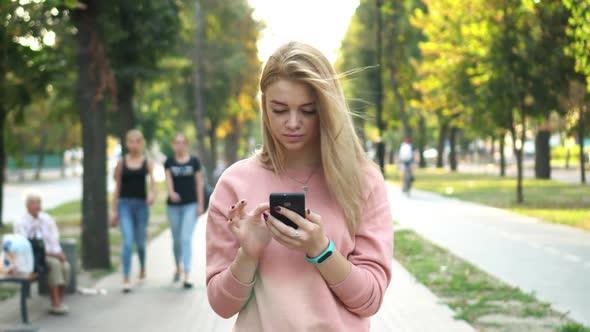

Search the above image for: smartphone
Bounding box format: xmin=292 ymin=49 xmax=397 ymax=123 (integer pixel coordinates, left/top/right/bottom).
xmin=269 ymin=193 xmax=305 ymax=229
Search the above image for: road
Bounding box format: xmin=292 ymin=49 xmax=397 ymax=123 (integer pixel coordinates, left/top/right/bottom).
xmin=2 ymin=177 xmax=83 ymax=224
xmin=389 ymin=184 xmax=590 ymax=326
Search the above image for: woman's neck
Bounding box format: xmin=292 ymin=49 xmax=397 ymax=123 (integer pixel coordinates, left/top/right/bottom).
xmin=283 ymin=148 xmax=321 ymax=169
xmin=128 ymin=151 xmax=142 ymax=159
xmin=175 ymin=152 xmax=188 ymax=159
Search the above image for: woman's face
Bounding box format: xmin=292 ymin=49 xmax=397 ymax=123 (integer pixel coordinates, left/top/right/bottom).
xmin=172 ymin=135 xmax=189 ymax=155
xmin=265 ymin=79 xmax=320 ymax=154
xmin=126 ymin=135 xmax=143 ymax=154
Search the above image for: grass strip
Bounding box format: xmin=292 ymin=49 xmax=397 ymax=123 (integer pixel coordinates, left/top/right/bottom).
xmin=387 ymin=167 xmax=590 ymax=230
xmin=394 ymin=228 xmax=588 ymax=332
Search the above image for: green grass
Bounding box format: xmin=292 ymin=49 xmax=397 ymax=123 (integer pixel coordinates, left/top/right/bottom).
xmin=0 ymin=284 xmax=19 ymax=301
xmin=387 ymin=167 xmax=590 ymax=230
xmin=47 ymin=200 xmax=81 ymax=217
xmin=394 ymin=228 xmax=585 ymax=331
xmin=555 ymin=323 xmax=590 ymax=332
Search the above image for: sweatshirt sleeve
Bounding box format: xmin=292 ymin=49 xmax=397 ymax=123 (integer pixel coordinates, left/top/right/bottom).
xmin=329 ymin=169 xmax=393 ymax=317
xmin=205 ymin=171 xmax=255 ymax=319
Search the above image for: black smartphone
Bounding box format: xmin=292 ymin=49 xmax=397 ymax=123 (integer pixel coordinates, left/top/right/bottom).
xmin=269 ymin=193 xmax=305 ymax=229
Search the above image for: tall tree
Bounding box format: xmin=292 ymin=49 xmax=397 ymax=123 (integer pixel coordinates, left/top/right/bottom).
xmin=564 ymin=0 xmax=590 ymax=183
xmin=337 ymin=0 xmax=380 ymax=146
xmin=72 ymin=0 xmax=113 ymax=269
xmin=190 ymin=0 xmax=260 ymax=172
xmin=1 ymin=1 xmax=71 ymax=225
xmin=102 ymin=0 xmax=181 ymax=150
xmin=382 ymin=0 xmax=424 ymax=140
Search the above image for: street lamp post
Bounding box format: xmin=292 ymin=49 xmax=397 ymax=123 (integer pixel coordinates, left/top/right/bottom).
xmin=376 ymin=0 xmax=385 ymax=174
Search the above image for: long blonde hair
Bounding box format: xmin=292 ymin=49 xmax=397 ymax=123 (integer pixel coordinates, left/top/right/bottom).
xmin=257 ymin=41 xmax=371 ymax=234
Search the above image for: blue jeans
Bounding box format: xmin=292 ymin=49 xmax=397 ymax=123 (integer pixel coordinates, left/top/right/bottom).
xmin=118 ymin=198 xmax=149 ymax=277
xmin=166 ymin=203 xmax=198 ymax=272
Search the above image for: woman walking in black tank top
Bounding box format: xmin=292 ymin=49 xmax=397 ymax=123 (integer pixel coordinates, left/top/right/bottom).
xmin=110 ymin=129 xmax=157 ymax=292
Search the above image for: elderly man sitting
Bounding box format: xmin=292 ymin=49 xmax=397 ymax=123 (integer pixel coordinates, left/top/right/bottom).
xmin=14 ymin=192 xmax=71 ymax=315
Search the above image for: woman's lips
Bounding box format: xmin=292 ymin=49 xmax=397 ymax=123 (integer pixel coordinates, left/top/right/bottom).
xmin=284 ymin=134 xmax=304 ymax=143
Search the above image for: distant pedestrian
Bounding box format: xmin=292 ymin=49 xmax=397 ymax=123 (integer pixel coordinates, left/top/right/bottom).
xmin=205 ymin=41 xmax=393 ymax=331
xmin=399 ymin=137 xmax=414 ymax=193
xmin=110 ymin=129 xmax=157 ymax=293
xmin=164 ymin=133 xmax=204 ymax=289
xmin=14 ymin=192 xmax=71 ymax=315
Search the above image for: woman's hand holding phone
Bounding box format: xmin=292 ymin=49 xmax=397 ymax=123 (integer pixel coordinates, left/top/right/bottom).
xmin=265 ymin=207 xmax=329 ymax=258
xmin=227 ymin=200 xmax=272 ymax=260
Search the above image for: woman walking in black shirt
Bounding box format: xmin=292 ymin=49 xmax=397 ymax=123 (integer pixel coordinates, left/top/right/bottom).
xmin=165 ymin=133 xmax=205 ymax=288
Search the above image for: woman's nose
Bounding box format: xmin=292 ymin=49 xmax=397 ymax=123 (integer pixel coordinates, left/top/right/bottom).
xmin=285 ymin=110 xmax=300 ymax=129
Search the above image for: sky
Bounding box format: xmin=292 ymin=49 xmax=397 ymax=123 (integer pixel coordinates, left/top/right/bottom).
xmin=247 ymin=0 xmax=360 ymax=64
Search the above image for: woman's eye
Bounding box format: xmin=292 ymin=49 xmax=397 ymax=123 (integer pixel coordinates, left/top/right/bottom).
xmin=302 ymin=109 xmax=317 ymax=115
xmin=272 ymin=109 xmax=287 ymax=114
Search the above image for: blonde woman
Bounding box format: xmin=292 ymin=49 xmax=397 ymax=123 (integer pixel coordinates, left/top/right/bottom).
xmin=111 ymin=129 xmax=157 ymax=292
xmin=206 ymin=42 xmax=393 ymax=331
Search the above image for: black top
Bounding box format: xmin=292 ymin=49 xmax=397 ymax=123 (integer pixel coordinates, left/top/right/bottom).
xmin=165 ymin=155 xmax=201 ymax=205
xmin=120 ymin=158 xmax=147 ymax=200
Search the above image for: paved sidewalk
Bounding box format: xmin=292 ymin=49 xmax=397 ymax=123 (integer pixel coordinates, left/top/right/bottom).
xmin=388 ymin=183 xmax=590 ymax=326
xmin=1 ymin=213 xmax=474 ymax=331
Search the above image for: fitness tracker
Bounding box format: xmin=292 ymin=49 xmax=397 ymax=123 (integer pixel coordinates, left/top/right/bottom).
xmin=305 ymin=239 xmax=334 ymax=265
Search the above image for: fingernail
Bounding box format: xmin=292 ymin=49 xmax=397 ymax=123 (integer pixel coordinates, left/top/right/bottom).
xmin=306 ymin=209 xmax=310 ymax=215
xmin=274 ymin=206 xmax=281 ymax=212
xmin=263 ymin=212 xmax=268 ymax=221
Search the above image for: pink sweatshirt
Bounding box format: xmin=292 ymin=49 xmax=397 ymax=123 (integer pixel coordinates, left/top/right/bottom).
xmin=206 ymin=157 xmax=393 ymax=331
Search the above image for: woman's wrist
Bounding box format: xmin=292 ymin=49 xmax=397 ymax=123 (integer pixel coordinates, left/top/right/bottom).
xmin=237 ymin=247 xmax=259 ymax=265
xmin=230 ymin=248 xmax=259 ymax=284
xmin=306 ymin=236 xmax=330 ymax=258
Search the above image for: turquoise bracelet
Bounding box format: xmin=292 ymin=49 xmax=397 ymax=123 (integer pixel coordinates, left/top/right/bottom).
xmin=305 ymin=239 xmax=334 ymax=265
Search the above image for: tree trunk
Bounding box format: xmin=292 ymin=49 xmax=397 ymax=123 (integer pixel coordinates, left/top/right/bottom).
xmin=534 ymin=120 xmax=551 ymax=179
xmin=59 ymin=131 xmax=67 ymax=178
xmin=387 ymin=62 xmax=411 ymax=140
xmin=513 ymin=107 xmax=526 ymax=204
xmin=418 ymin=115 xmax=427 ymax=168
xmin=73 ymin=0 xmax=111 ymax=269
xmin=580 ymin=106 xmax=586 ymax=184
xmin=386 ymin=12 xmax=411 ymax=141
xmin=209 ymin=122 xmax=218 ymax=171
xmin=34 ymin=127 xmax=49 ymax=180
xmin=117 ymin=76 xmax=135 ymax=152
xmin=449 ymin=126 xmax=458 ymax=172
xmin=192 ymin=0 xmax=211 ymax=181
xmin=0 ymin=16 xmax=7 ymax=227
xmin=490 ymin=136 xmax=496 ymax=163
xmin=499 ymin=132 xmax=506 ymax=177
xmin=436 ymin=120 xmax=449 ymax=168
xmin=388 ymin=144 xmax=395 ymax=165
xmin=0 ymin=111 xmax=5 ymax=227
xmin=18 ymin=136 xmax=26 ymax=182
xmin=224 ymin=117 xmax=240 ymax=165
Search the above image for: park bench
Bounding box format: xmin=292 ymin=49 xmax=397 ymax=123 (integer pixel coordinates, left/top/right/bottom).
xmin=0 ymin=238 xmax=77 ymax=325
xmin=0 ymin=272 xmax=38 ymax=324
